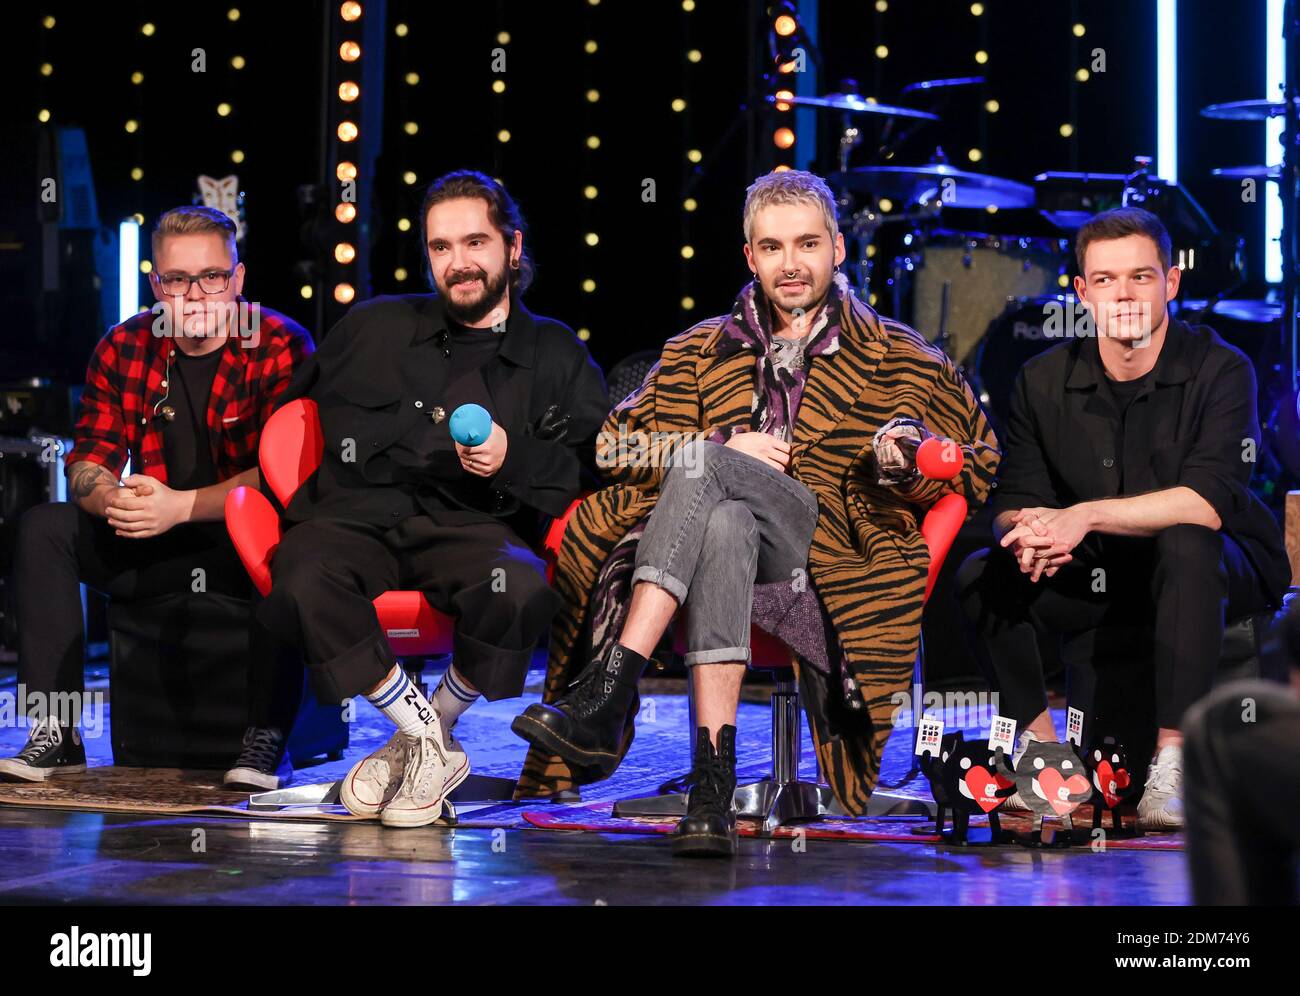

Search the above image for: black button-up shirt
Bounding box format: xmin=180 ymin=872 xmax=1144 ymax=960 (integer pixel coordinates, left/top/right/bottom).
xmin=273 ymin=293 xmax=609 ymax=545
xmin=990 ymin=317 xmax=1291 ymax=602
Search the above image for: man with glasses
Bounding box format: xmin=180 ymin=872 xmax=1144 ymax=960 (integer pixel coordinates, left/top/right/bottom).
xmin=0 ymin=206 xmax=314 ymax=790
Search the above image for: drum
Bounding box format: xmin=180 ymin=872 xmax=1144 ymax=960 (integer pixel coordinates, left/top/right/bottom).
xmin=972 ymin=295 xmax=1079 ymax=431
xmin=894 ymin=229 xmax=1070 ymax=367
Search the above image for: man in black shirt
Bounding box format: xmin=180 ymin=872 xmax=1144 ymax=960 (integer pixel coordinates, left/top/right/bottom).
xmin=957 ymin=208 xmax=1290 ymax=831
xmin=261 ymin=171 xmax=608 ymax=828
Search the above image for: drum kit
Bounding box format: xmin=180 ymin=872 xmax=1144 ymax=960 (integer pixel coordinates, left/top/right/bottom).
xmin=799 ymin=78 xmax=1299 ymax=483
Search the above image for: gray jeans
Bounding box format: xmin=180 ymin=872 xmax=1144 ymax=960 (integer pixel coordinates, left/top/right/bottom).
xmin=632 ymin=439 xmax=819 ymax=665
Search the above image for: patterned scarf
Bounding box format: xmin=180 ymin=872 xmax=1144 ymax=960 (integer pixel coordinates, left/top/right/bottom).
xmin=581 ymin=275 xmax=849 ymax=675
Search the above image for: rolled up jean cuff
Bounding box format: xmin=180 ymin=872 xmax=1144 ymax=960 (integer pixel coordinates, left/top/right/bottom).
xmin=684 ymin=646 xmax=751 ymax=666
xmin=631 ymin=564 xmax=689 ymax=605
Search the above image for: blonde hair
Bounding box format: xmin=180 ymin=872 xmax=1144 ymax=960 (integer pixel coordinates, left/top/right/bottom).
xmin=742 ymin=169 xmax=839 ymax=244
xmin=152 ymin=206 xmax=238 ymax=262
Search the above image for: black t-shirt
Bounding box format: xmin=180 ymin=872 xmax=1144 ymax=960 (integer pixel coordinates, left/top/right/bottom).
xmin=389 ymin=318 xmax=504 ymax=510
xmin=162 ymin=346 xmax=223 ymax=491
xmin=1101 ymin=369 xmax=1153 ymax=488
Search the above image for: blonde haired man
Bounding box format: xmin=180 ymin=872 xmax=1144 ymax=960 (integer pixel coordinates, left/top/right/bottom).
xmin=515 ymin=170 xmax=999 ymax=856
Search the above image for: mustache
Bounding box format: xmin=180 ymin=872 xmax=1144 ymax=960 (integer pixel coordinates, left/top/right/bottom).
xmin=447 ymin=269 xmax=487 ymax=286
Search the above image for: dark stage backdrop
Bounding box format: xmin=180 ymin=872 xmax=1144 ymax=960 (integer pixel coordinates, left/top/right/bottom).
xmin=3 ymin=0 xmax=1269 ymax=378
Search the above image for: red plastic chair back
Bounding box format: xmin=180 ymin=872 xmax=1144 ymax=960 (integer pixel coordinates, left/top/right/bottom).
xmin=260 ymin=398 xmax=325 ymax=507
xmin=224 ymin=486 xmax=280 ymax=597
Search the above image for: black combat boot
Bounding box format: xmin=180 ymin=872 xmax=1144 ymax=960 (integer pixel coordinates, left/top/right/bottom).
xmin=672 ymin=725 xmax=738 ymax=858
xmin=511 ymin=643 xmax=647 ymax=775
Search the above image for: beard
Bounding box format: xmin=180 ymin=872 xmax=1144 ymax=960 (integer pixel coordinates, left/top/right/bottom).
xmin=760 ymin=270 xmax=832 ymax=331
xmin=440 ymin=264 xmax=510 ymax=325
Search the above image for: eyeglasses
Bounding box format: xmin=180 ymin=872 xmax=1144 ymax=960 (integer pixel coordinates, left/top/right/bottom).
xmin=154 ymin=269 xmax=234 ymax=295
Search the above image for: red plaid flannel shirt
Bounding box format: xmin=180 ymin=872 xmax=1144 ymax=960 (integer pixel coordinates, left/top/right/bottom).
xmin=65 ymin=303 xmax=315 ymax=486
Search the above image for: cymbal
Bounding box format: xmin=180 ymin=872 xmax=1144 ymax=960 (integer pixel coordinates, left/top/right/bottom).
xmin=827 ymin=164 xmax=1035 ymax=210
xmin=1201 ymin=99 xmax=1292 ymax=121
xmin=1211 ymin=164 xmax=1281 ymax=180
xmin=901 ymin=75 xmax=985 ymax=94
xmin=765 ymin=93 xmax=939 ymax=121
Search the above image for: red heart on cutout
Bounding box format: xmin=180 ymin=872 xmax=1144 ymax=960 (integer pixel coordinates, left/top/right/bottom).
xmin=1034 ymin=768 xmax=1090 ymax=815
xmin=1094 ymin=761 xmax=1122 ymax=807
xmin=963 ymin=766 xmax=1004 ymax=813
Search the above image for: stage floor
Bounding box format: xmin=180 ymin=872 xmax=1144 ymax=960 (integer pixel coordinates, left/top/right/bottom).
xmin=0 ymin=659 xmax=1190 ymax=905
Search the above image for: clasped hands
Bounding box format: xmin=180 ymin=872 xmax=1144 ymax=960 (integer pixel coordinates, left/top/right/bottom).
xmin=998 ymin=504 xmax=1095 ymax=582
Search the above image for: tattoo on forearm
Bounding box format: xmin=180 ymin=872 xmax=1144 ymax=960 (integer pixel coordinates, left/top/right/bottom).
xmin=69 ymin=462 xmax=111 ymax=499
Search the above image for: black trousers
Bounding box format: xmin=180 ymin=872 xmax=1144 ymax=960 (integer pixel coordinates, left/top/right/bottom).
xmin=955 ymin=524 xmax=1274 ymax=730
xmin=257 ymin=512 xmax=562 ymax=705
xmin=13 ymin=501 xmax=301 ymax=731
xmin=1184 ymin=678 xmax=1300 ymax=905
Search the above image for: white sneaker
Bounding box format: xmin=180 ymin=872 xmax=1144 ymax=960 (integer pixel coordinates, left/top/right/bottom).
xmin=1000 ymin=730 xmax=1042 ymax=812
xmin=380 ymin=720 xmax=470 ymax=829
xmin=339 ymin=731 xmax=409 ymax=817
xmin=1137 ymin=744 xmax=1184 ymax=831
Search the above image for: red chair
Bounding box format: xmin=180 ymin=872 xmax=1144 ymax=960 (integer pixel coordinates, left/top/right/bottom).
xmin=613 ymin=442 xmax=970 ymax=832
xmin=224 ymin=398 xmax=582 ymax=810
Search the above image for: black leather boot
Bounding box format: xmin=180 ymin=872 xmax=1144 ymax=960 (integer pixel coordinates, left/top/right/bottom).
xmin=672 ymin=725 xmax=738 ymax=858
xmin=511 ymin=644 xmax=647 ymax=774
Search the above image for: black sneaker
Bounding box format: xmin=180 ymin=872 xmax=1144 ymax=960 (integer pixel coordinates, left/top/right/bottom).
xmin=223 ymin=727 xmax=293 ymax=791
xmin=511 ymin=644 xmax=646 ymax=775
xmin=0 ymin=717 xmax=87 ymax=782
xmin=672 ymin=725 xmax=738 ymax=858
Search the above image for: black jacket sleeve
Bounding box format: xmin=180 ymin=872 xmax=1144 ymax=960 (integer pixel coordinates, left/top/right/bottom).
xmin=989 ymin=366 xmax=1060 ymax=516
xmin=490 ymin=337 xmax=609 ymax=518
xmin=1177 ymin=352 xmax=1259 ymax=527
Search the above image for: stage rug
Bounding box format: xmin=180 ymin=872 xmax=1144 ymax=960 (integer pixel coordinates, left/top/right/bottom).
xmin=0 ymin=768 xmax=1184 ymax=848
xmin=0 ymin=767 xmax=518 ymax=828
xmin=520 ymin=802 xmax=1185 ymax=850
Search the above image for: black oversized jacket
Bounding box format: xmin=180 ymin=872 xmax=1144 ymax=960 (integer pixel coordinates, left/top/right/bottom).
xmin=271 ymin=293 xmax=609 ymax=545
xmin=990 ymin=317 xmax=1291 ymax=603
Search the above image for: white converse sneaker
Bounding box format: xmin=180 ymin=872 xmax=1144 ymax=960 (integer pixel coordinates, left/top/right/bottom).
xmin=380 ymin=721 xmax=470 ymax=829
xmin=339 ymin=731 xmax=409 ymax=817
xmin=1000 ymin=730 xmax=1042 ymax=812
xmin=1137 ymin=744 xmax=1184 ymax=831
